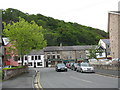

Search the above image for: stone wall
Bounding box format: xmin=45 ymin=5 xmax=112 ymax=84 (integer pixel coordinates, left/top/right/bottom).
xmin=2 ymin=66 xmax=28 ymax=80
xmin=93 ymin=64 xmax=120 ymax=71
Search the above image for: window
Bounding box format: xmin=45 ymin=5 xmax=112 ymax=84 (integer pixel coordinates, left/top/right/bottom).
xmin=47 ymin=52 xmax=51 ymax=54
xmin=18 ymin=63 xmax=21 ymax=65
xmin=53 ymin=55 xmax=55 ymax=59
xmin=79 ymin=55 xmax=81 ymax=58
xmin=52 ymin=52 xmax=56 ymax=54
xmin=35 ymin=56 xmax=37 ymax=60
xmin=99 ymin=53 xmax=102 ymax=56
xmin=29 ymin=62 xmax=33 ymax=66
xmin=38 ymin=56 xmax=41 ymax=60
xmin=18 ymin=57 xmax=21 ymax=61
xmin=24 ymin=56 xmax=27 ymax=60
xmin=31 ymin=56 xmax=34 ymax=60
xmin=47 ymin=55 xmax=50 ymax=59
xmin=6 ymin=55 xmax=12 ymax=59
xmin=107 ymin=52 xmax=110 ymax=55
xmin=57 ymin=55 xmax=60 ymax=59
xmin=37 ymin=62 xmax=42 ymax=66
xmin=14 ymin=56 xmax=18 ymax=61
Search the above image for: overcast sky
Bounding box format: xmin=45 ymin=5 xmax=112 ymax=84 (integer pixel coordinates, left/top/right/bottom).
xmin=0 ymin=0 xmax=119 ymax=32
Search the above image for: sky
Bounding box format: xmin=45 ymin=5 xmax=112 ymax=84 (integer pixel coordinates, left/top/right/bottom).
xmin=0 ymin=0 xmax=119 ymax=32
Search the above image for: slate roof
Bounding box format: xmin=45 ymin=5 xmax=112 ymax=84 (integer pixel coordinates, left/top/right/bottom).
xmin=44 ymin=45 xmax=96 ymax=52
xmin=109 ymin=11 xmax=120 ymax=15
xmin=29 ymin=49 xmax=44 ymax=55
xmin=28 ymin=45 xmax=97 ymax=55
xmin=101 ymin=39 xmax=110 ymax=45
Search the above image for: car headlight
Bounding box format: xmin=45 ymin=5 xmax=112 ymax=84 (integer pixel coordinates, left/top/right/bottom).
xmin=65 ymin=67 xmax=67 ymax=68
xmin=58 ymin=67 xmax=60 ymax=69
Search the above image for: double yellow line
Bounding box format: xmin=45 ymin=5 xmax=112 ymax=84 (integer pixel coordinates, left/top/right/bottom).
xmin=34 ymin=72 xmax=43 ymax=90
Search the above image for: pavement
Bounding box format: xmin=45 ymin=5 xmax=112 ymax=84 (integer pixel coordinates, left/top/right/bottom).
xmin=2 ymin=68 xmax=36 ymax=89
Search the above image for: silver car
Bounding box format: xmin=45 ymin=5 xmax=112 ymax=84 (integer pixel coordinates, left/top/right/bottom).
xmin=76 ymin=62 xmax=94 ymax=73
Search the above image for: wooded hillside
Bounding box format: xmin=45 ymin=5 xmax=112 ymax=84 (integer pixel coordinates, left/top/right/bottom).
xmin=2 ymin=8 xmax=108 ymax=46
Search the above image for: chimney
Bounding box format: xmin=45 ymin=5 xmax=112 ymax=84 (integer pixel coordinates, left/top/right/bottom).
xmin=60 ymin=43 xmax=62 ymax=47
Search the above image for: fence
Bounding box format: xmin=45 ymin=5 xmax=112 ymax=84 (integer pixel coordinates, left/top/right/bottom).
xmin=2 ymin=66 xmax=29 ymax=80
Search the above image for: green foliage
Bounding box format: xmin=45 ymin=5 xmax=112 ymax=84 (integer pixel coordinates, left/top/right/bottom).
xmin=3 ymin=18 xmax=47 ymax=56
xmin=2 ymin=8 xmax=108 ymax=46
xmin=87 ymin=46 xmax=98 ymax=59
xmin=87 ymin=46 xmax=103 ymax=59
xmin=2 ymin=66 xmax=26 ymax=70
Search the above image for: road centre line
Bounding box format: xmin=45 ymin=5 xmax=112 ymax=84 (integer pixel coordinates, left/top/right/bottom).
xmin=70 ymin=76 xmax=93 ymax=83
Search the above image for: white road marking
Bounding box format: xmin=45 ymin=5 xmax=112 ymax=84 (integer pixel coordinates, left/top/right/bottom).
xmin=94 ymin=73 xmax=118 ymax=79
xmin=70 ymin=76 xmax=93 ymax=83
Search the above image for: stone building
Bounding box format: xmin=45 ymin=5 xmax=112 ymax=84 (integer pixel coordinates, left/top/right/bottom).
xmin=44 ymin=46 xmax=94 ymax=67
xmin=108 ymin=11 xmax=120 ymax=59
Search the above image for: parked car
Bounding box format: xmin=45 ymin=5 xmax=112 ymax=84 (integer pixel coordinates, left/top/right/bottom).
xmin=112 ymin=58 xmax=120 ymax=64
xmin=71 ymin=63 xmax=79 ymax=71
xmin=76 ymin=62 xmax=94 ymax=73
xmin=66 ymin=63 xmax=70 ymax=68
xmin=69 ymin=63 xmax=74 ymax=69
xmin=55 ymin=63 xmax=67 ymax=72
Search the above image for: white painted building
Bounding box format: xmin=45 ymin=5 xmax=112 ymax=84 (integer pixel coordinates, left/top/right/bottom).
xmin=98 ymin=39 xmax=111 ymax=59
xmin=17 ymin=50 xmax=45 ymax=68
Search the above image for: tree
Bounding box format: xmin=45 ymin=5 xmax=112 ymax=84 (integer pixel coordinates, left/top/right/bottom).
xmin=87 ymin=46 xmax=98 ymax=60
xmin=87 ymin=46 xmax=103 ymax=60
xmin=3 ymin=18 xmax=47 ymax=65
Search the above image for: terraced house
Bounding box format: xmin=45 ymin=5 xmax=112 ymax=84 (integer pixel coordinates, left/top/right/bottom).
xmin=44 ymin=45 xmax=94 ymax=67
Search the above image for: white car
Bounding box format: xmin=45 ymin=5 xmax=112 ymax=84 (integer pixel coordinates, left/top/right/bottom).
xmin=76 ymin=62 xmax=95 ymax=73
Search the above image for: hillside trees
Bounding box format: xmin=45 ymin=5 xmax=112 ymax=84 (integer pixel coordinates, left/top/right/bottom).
xmin=2 ymin=8 xmax=108 ymax=46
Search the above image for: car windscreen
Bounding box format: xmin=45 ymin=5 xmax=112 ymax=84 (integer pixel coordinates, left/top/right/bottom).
xmin=81 ymin=63 xmax=91 ymax=67
xmin=74 ymin=63 xmax=79 ymax=66
xmin=57 ymin=64 xmax=65 ymax=67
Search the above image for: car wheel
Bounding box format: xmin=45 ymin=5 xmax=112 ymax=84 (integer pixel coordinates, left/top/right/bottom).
xmin=73 ymin=68 xmax=75 ymax=71
xmin=80 ymin=69 xmax=83 ymax=73
xmin=56 ymin=69 xmax=59 ymax=72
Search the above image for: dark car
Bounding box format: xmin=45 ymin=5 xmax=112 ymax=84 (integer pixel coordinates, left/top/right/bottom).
xmin=55 ymin=63 xmax=67 ymax=72
xmin=71 ymin=63 xmax=79 ymax=71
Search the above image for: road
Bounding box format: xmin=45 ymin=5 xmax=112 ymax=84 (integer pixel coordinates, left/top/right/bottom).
xmin=37 ymin=68 xmax=118 ymax=88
